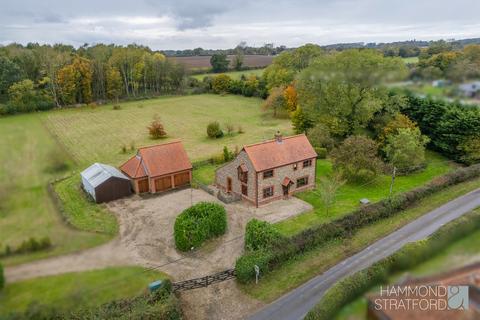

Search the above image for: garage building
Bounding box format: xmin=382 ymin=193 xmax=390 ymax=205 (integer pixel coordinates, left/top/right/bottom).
xmin=120 ymin=141 xmax=192 ymax=194
xmin=81 ymin=163 xmax=132 ymax=203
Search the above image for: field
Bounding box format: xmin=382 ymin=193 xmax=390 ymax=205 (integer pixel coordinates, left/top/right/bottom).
xmin=192 ymin=68 xmax=265 ymax=80
xmin=402 ymin=56 xmax=419 ymax=64
xmin=241 ymin=178 xmax=480 ymax=302
xmin=336 ymin=209 xmax=480 ymax=320
xmin=0 ymin=114 xmax=112 ymax=266
xmin=171 ymin=55 xmax=273 ymax=71
xmin=43 ymin=94 xmax=292 ymax=167
xmin=0 ymin=267 xmax=167 ymax=314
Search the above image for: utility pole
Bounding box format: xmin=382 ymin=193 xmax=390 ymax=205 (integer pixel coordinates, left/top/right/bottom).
xmin=389 ymin=166 xmax=397 ymax=197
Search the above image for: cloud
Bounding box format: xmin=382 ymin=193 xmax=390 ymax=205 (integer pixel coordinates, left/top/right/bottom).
xmin=0 ymin=0 xmax=479 ymax=49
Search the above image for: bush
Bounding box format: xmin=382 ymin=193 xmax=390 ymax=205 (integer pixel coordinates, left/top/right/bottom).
xmin=305 ymin=210 xmax=480 ymax=320
xmin=2 ymin=237 xmax=52 ymax=257
xmin=235 ymin=164 xmax=480 ymax=283
xmin=212 ymin=74 xmax=232 ymax=94
xmin=147 ymin=116 xmax=167 ymax=139
xmin=112 ymin=104 xmax=121 ymax=110
xmin=314 ymin=147 xmax=327 ymax=159
xmin=235 ymin=250 xmax=272 ymax=284
xmin=244 ymin=219 xmax=283 ymax=251
xmin=174 ymin=202 xmax=227 ymax=251
xmin=206 ymin=121 xmax=223 ymax=139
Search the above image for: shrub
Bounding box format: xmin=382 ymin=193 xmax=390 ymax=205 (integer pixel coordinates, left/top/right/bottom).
xmin=225 ymin=123 xmax=235 ymax=136
xmin=212 ymin=74 xmax=232 ymax=94
xmin=206 ymin=121 xmax=223 ymax=139
xmin=237 ymin=125 xmax=245 ymax=134
xmin=223 ymin=146 xmax=234 ymax=162
xmin=307 ymin=124 xmax=336 ymax=151
xmin=2 ymin=237 xmax=52 ymax=257
xmin=235 ymin=250 xmax=272 ymax=283
xmin=314 ymin=147 xmax=327 ymax=159
xmin=245 ymin=219 xmax=283 ymax=251
xmin=174 ymin=202 xmax=227 ymax=251
xmin=383 ymin=128 xmax=430 ymax=171
xmin=112 ymin=104 xmax=121 ymax=110
xmin=147 ymin=116 xmax=167 ymax=139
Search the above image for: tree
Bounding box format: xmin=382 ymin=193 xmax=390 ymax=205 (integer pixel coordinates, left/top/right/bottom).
xmin=283 ymin=84 xmax=297 ymax=113
xmin=210 ymin=53 xmax=229 ymax=73
xmin=106 ymin=66 xmax=122 ymax=101
xmin=212 ymin=74 xmax=232 ymax=93
xmin=0 ymin=56 xmax=22 ymax=96
xmin=458 ymin=135 xmax=480 ymax=165
xmin=8 ymin=79 xmax=37 ymax=112
xmin=262 ymin=86 xmax=286 ymax=117
xmin=383 ymin=128 xmax=430 ymax=172
xmin=297 ymin=49 xmax=408 ymax=137
xmin=330 ymin=135 xmax=384 ymax=182
xmin=147 ymin=115 xmax=167 ymax=139
xmin=291 ymin=106 xmax=314 ymax=134
xmin=233 ymin=51 xmax=244 ymax=71
xmin=207 ymin=121 xmax=223 ymax=138
xmin=379 ymin=113 xmax=418 ymax=144
xmin=307 ymin=123 xmax=336 ymax=151
xmin=318 ymin=174 xmax=345 ymax=216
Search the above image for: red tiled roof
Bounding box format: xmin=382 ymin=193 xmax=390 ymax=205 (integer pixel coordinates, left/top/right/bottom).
xmin=243 ymin=134 xmax=317 ymax=172
xmin=120 ymin=141 xmax=192 ymax=179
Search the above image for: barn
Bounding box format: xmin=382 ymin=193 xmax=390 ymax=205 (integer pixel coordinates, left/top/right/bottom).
xmin=81 ymin=163 xmax=132 ymax=203
xmin=120 ymin=141 xmax=192 ymax=194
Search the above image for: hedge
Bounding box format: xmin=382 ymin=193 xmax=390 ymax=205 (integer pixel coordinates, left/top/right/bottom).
xmin=2 ymin=279 xmax=182 ymax=320
xmin=235 ymin=164 xmax=480 ymax=283
xmin=174 ymin=202 xmax=227 ymax=251
xmin=244 ymin=219 xmax=284 ymax=251
xmin=304 ymin=209 xmax=480 ymax=320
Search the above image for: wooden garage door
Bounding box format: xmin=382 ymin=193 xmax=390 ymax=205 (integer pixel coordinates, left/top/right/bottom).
xmin=174 ymin=171 xmax=190 ymax=187
xmin=138 ymin=179 xmax=149 ymax=193
xmin=155 ymin=176 xmax=172 ymax=192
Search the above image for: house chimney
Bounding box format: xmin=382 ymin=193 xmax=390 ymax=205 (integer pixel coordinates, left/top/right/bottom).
xmin=275 ymin=131 xmax=283 ymax=143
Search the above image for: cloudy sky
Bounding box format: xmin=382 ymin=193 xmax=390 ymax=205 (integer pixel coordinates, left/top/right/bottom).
xmin=1 ymin=0 xmax=480 ymax=49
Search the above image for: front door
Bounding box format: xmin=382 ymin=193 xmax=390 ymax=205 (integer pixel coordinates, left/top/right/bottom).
xmin=227 ymin=177 xmax=232 ymax=193
xmin=282 ymin=184 xmax=290 ymax=196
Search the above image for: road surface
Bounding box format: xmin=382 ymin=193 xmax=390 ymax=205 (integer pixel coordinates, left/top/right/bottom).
xmin=249 ymin=188 xmax=480 ymax=320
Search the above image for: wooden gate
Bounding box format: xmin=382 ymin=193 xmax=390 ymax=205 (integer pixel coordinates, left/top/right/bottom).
xmin=155 ymin=176 xmax=172 ymax=192
xmin=172 ymin=269 xmax=236 ymax=292
xmin=138 ymin=179 xmax=149 ymax=193
xmin=174 ymin=171 xmax=190 ymax=187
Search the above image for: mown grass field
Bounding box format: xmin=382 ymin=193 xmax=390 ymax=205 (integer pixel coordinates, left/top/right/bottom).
xmin=191 ymin=68 xmax=265 ymax=80
xmin=335 ymin=209 xmax=480 ymax=320
xmin=0 ymin=267 xmax=167 ymax=314
xmin=43 ymin=94 xmax=291 ymax=167
xmin=0 ymin=114 xmax=112 ymax=266
xmin=275 ymin=151 xmax=456 ymax=235
xmin=241 ymin=178 xmax=480 ymax=302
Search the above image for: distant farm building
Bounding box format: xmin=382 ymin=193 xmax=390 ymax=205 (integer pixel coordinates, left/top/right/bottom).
xmin=458 ymin=81 xmax=480 ymax=98
xmin=120 ymin=141 xmax=192 ymax=194
xmin=81 ymin=163 xmax=132 ymax=203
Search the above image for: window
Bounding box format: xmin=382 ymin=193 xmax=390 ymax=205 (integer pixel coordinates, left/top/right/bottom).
xmin=303 ymin=159 xmax=312 ymax=168
xmin=237 ymin=166 xmax=248 ymax=183
xmin=296 ymin=177 xmax=309 ymax=188
xmin=263 ymin=186 xmax=274 ymax=198
xmin=263 ymin=170 xmax=274 ymax=179
xmin=293 ymin=163 xmax=298 ymax=171
xmin=242 ymin=184 xmax=248 ymax=196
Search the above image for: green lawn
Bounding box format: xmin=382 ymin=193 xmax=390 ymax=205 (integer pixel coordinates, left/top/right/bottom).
xmin=54 ymin=175 xmax=118 ymax=235
xmin=275 ymin=151 xmax=456 ymax=235
xmin=191 ymin=68 xmax=265 ymax=80
xmin=0 ymin=114 xmax=111 ymax=266
xmin=43 ymin=94 xmax=291 ymax=167
xmin=241 ymin=177 xmax=480 ymax=302
xmin=335 ymin=209 xmax=480 ymax=320
xmin=0 ymin=267 xmax=167 ymax=315
xmin=192 ymin=163 xmax=221 ymax=185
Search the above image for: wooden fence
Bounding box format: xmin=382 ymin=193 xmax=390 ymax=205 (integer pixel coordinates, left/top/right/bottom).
xmin=172 ymin=269 xmax=236 ymax=292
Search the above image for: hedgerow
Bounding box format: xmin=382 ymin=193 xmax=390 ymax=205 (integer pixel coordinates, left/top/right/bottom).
xmin=174 ymin=202 xmax=227 ymax=251
xmin=235 ymin=164 xmax=480 ymax=283
xmin=244 ymin=219 xmax=283 ymax=251
xmin=304 ymin=209 xmax=480 ymax=320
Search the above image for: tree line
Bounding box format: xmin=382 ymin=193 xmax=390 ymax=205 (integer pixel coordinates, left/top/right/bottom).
xmin=0 ymin=43 xmax=186 ymax=114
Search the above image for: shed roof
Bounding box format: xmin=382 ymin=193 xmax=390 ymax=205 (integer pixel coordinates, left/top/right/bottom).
xmin=243 ymin=134 xmax=317 ymax=172
xmin=81 ymin=163 xmax=129 ymax=188
xmin=120 ymin=141 xmax=192 ymax=179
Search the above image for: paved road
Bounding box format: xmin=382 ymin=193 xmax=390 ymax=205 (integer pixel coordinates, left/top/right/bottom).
xmin=249 ymin=188 xmax=480 ymax=320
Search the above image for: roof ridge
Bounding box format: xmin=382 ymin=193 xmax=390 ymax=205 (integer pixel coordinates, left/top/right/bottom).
xmin=137 ymin=140 xmax=182 ymax=151
xmin=243 ymin=133 xmax=306 ymax=149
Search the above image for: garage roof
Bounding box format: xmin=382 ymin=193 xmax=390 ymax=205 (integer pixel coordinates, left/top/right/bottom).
xmin=120 ymin=141 xmax=192 ymax=178
xmin=81 ymin=163 xmax=129 ymax=188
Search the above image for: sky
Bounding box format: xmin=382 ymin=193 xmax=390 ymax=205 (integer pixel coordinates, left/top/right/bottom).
xmin=1 ymin=0 xmax=480 ymax=50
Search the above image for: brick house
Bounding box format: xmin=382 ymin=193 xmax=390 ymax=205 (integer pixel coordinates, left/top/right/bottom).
xmin=215 ymin=133 xmax=317 ymax=207
xmin=120 ymin=141 xmax=192 ymax=194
